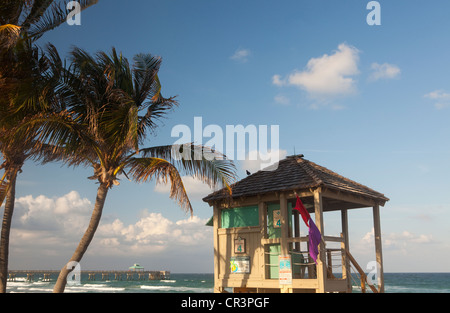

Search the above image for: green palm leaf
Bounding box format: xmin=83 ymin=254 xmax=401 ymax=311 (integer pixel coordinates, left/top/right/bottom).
xmin=26 ymin=0 xmax=99 ymax=40
xmin=140 ymin=144 xmax=236 ymax=194
xmin=42 ymin=46 xmax=238 ymax=292
xmin=127 ymin=157 xmax=193 ymax=215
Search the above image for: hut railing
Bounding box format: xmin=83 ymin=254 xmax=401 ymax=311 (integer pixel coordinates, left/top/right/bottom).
xmin=262 ymin=234 xmax=375 ymax=287
xmin=345 ymin=249 xmax=379 ymax=293
xmin=262 ymin=235 xmax=346 ymax=280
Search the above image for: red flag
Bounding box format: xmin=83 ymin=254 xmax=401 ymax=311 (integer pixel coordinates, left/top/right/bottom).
xmin=294 ymin=195 xmax=310 ymax=227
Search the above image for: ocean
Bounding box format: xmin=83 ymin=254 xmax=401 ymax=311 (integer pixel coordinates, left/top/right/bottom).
xmin=4 ymin=272 xmax=450 ymax=293
xmin=5 ymin=273 xmax=214 ymax=293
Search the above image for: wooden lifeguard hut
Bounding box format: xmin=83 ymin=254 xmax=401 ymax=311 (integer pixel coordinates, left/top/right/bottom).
xmin=203 ymin=155 xmax=389 ymax=293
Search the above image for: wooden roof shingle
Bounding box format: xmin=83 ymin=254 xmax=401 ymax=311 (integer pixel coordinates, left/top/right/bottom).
xmin=202 ymin=155 xmax=389 ymax=206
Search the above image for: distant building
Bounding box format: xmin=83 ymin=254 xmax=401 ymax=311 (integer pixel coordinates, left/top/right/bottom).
xmin=129 ymin=263 xmax=145 ymax=272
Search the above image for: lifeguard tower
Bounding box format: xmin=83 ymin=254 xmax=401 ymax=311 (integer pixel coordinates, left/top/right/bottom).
xmin=203 ymin=155 xmax=389 ymax=293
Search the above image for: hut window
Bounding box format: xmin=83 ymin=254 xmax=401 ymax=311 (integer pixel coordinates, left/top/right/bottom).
xmin=266 ymin=203 xmax=293 ymax=239
xmin=221 ymin=206 xmax=259 ymax=229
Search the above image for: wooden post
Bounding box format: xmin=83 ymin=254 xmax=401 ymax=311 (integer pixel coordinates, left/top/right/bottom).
xmin=279 ymin=193 xmax=292 ymax=293
xmin=293 ymin=210 xmax=300 ymax=251
xmin=213 ymin=204 xmax=223 ymax=293
xmin=8 ymin=273 xmax=16 ymax=282
xmin=26 ymin=273 xmax=32 ymax=282
xmin=280 ymin=193 xmax=289 ymax=256
xmin=314 ymin=188 xmax=326 ymax=293
xmin=341 ymin=209 xmax=351 ymax=292
xmin=373 ymin=204 xmax=385 ymax=293
xmin=258 ymin=201 xmax=267 ymax=280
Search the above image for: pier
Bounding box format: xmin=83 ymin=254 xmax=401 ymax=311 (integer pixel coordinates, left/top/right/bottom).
xmin=7 ymin=270 xmax=170 ymax=282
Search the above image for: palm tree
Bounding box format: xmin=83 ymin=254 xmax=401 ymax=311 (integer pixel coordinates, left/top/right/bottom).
xmin=0 ymin=41 xmax=67 ymax=293
xmin=0 ymin=0 xmax=98 ymax=293
xmin=29 ymin=47 xmax=236 ymax=293
xmin=0 ymin=0 xmax=98 ymax=48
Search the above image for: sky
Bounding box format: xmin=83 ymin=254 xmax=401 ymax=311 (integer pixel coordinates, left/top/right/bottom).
xmin=3 ymin=0 xmax=450 ymax=273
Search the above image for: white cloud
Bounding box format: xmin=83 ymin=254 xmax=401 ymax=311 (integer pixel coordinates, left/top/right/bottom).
xmin=14 ymin=191 xmax=91 ymax=233
xmin=121 ymin=212 xmax=173 ymax=243
xmin=273 ymin=94 xmax=290 ymax=105
xmin=95 ymin=212 xmax=212 ymax=255
xmin=425 ymin=90 xmax=450 ymax=109
xmin=425 ymin=90 xmax=450 ymax=100
xmin=6 ymin=192 xmax=213 ymax=271
xmin=273 ymin=43 xmax=360 ymax=99
xmin=230 ymin=48 xmax=251 ymax=62
xmin=272 ymin=74 xmax=285 ymax=86
xmin=359 ymin=228 xmax=436 ymax=254
xmin=385 ymin=231 xmax=435 ymax=245
xmin=154 ymin=176 xmax=215 ymax=200
xmin=369 ymin=63 xmax=401 ymax=81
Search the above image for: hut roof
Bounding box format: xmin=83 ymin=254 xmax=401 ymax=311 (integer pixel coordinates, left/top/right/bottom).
xmin=203 ymin=155 xmax=389 ymax=206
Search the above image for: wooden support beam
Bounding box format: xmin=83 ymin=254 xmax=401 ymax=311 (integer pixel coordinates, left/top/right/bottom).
xmin=280 ymin=193 xmax=293 ymax=293
xmin=373 ymin=204 xmax=385 ymax=293
xmin=213 ymin=204 xmax=222 ymax=293
xmin=293 ymin=210 xmax=300 ymax=251
xmin=321 ymin=188 xmax=377 ymax=208
xmin=341 ymin=209 xmax=351 ymax=292
xmin=209 ymin=190 xmax=315 ymax=209
xmin=259 ymin=201 xmax=267 ymax=280
xmin=279 ymin=193 xmax=289 ymax=256
xmin=314 ymin=188 xmax=326 ymax=293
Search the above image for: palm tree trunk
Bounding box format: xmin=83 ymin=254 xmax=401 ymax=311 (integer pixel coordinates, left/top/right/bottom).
xmin=0 ymin=168 xmax=18 ymax=293
xmin=53 ymin=182 xmax=109 ymax=293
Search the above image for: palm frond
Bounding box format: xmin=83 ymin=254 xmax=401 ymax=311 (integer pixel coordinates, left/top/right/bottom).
xmin=132 ymin=53 xmax=162 ymax=105
xmin=0 ymin=24 xmax=21 ymax=50
xmin=132 ymin=55 xmax=179 ymax=137
xmin=17 ymin=110 xmax=98 ymax=167
xmin=26 ymin=0 xmax=98 ymax=40
xmin=140 ymin=144 xmax=237 ymax=194
xmin=22 ymin=0 xmax=54 ymax=27
xmin=100 ymin=97 xmax=139 ymax=156
xmin=127 ymin=157 xmax=193 ymax=215
xmin=137 ymin=94 xmax=178 ymax=138
xmin=33 ymin=142 xmax=94 ymax=169
xmin=7 ymin=45 xmax=61 ymax=114
xmin=0 ymin=0 xmax=28 ymax=25
xmin=107 ymin=48 xmax=134 ymax=94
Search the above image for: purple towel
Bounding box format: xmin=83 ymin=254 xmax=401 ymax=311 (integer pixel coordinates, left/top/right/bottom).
xmin=308 ymin=218 xmax=321 ymax=264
